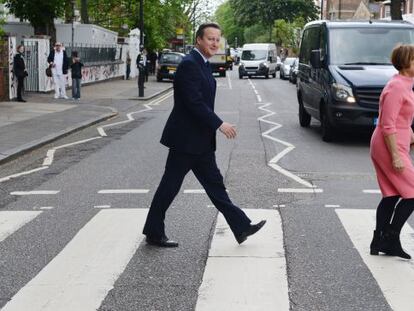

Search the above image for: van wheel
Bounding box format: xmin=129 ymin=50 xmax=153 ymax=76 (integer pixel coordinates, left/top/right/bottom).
xmin=239 ymin=74 xmax=243 ymax=79
xmin=320 ymin=106 xmax=335 ymax=142
xmin=272 ymin=71 xmax=276 ymax=78
xmin=299 ymin=100 xmax=311 ymax=127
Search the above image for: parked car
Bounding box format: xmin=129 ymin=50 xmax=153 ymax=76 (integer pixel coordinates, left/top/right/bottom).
xmin=156 ymin=52 xmax=185 ymax=82
xmin=289 ymin=58 xmax=299 ymax=84
xmin=297 ymin=20 xmax=414 ymax=142
xmin=239 ymin=43 xmax=278 ymax=79
xmin=279 ymin=57 xmax=296 ymax=80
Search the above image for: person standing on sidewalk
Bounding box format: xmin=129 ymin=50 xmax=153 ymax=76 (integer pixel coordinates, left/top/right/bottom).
xmin=142 ymin=23 xmax=266 ymax=247
xmin=126 ymin=52 xmax=131 ymax=80
xmin=13 ymin=45 xmax=28 ymax=102
xmin=370 ymin=44 xmax=414 ymax=260
xmin=70 ymin=51 xmax=84 ymax=101
xmin=47 ymin=42 xmax=69 ymax=99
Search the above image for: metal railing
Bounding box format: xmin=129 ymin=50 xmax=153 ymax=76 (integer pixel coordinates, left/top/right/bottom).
xmin=62 ymin=43 xmax=121 ymax=64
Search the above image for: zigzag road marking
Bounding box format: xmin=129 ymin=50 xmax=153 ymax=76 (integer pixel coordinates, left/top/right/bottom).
xmin=248 ymin=79 xmax=319 ymax=189
xmin=0 ymin=91 xmax=173 ymax=184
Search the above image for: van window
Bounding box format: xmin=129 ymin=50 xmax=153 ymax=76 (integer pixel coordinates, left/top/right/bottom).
xmin=329 ymin=27 xmax=414 ymax=65
xmin=241 ymin=50 xmax=267 ymax=61
xmin=299 ymin=26 xmax=320 ymax=65
xmin=320 ymin=26 xmax=327 ymax=60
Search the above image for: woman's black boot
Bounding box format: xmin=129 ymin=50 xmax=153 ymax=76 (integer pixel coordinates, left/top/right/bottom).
xmin=370 ymin=230 xmax=382 ymax=255
xmin=379 ymin=228 xmax=411 ymax=259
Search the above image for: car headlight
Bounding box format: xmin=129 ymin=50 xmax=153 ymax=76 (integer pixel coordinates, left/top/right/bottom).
xmin=240 ymin=62 xmax=245 ymax=67
xmin=260 ymin=62 xmax=268 ymax=68
xmin=332 ymin=83 xmax=356 ymax=103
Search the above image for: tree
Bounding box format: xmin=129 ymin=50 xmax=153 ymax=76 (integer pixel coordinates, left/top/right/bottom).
xmin=215 ymin=1 xmax=245 ymax=47
xmin=230 ymin=0 xmax=318 ymax=41
xmin=5 ymin=0 xmax=65 ymax=44
xmin=391 ymin=0 xmax=403 ymax=20
xmin=81 ymin=0 xmax=89 ymax=24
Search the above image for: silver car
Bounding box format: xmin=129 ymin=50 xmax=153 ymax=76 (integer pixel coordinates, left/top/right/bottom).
xmin=280 ymin=57 xmax=296 ymax=80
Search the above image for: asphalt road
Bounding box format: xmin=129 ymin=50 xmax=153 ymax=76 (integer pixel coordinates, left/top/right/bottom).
xmin=0 ymin=67 xmax=412 ymax=311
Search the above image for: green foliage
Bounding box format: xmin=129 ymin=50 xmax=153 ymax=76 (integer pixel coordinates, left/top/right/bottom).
xmin=214 ymin=1 xmax=244 ymax=46
xmin=5 ymin=0 xmax=65 ymax=29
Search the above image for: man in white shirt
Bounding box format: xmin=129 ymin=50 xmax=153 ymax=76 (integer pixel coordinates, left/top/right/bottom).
xmin=47 ymin=42 xmax=69 ymax=99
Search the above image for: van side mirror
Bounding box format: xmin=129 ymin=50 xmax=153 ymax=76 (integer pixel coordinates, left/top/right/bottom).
xmin=268 ymin=56 xmax=273 ymax=62
xmin=310 ymin=50 xmax=321 ymax=68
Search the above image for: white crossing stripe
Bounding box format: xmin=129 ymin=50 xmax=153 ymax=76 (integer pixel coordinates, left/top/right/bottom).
xmin=1 ymin=209 xmax=148 ymax=311
xmin=195 ymin=209 xmax=289 ymax=311
xmin=10 ymin=191 xmax=60 ymax=195
xmin=98 ymin=189 xmax=149 ymax=194
xmin=363 ymin=189 xmax=381 ymax=194
xmin=278 ymin=188 xmax=323 ymax=193
xmin=0 ymin=211 xmax=42 ymax=243
xmin=336 ymin=209 xmax=414 ymax=311
xmin=184 ymin=189 xmax=206 ymax=194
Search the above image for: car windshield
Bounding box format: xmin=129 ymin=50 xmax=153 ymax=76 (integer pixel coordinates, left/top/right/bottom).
xmin=241 ymin=50 xmax=267 ymax=61
xmin=284 ymin=58 xmax=295 ymax=65
xmin=160 ymin=54 xmax=183 ymax=64
xmin=329 ymin=27 xmax=414 ymax=65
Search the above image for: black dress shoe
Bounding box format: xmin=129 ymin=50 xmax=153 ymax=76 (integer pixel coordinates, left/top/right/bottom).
xmin=145 ymin=236 xmax=179 ymax=248
xmin=235 ymin=220 xmax=267 ymax=244
xmin=17 ymin=98 xmax=26 ymax=102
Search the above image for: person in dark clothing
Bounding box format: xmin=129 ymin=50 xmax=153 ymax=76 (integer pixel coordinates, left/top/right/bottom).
xmin=142 ymin=23 xmax=266 ymax=247
xmin=70 ymin=51 xmax=84 ymax=100
xmin=149 ymin=51 xmax=158 ymax=74
xmin=13 ymin=45 xmax=28 ymax=102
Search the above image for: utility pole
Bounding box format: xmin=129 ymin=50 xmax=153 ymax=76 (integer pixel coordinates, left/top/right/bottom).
xmin=71 ymin=0 xmax=75 ymax=51
xmin=138 ymin=0 xmax=145 ymax=97
xmin=321 ymin=0 xmax=324 ymax=19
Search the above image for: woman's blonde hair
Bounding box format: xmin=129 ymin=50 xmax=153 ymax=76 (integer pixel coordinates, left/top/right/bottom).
xmin=391 ymin=44 xmax=414 ymax=71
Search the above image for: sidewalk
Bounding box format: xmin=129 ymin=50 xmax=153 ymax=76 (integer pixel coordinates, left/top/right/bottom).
xmin=0 ymin=77 xmax=173 ymax=163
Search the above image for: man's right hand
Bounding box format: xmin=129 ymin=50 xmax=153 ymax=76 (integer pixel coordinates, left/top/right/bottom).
xmin=219 ymin=122 xmax=237 ymax=139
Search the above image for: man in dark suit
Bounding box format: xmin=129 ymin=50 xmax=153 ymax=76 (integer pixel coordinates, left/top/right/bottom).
xmin=143 ymin=23 xmax=266 ymax=247
xmin=13 ymin=45 xmax=28 ymax=102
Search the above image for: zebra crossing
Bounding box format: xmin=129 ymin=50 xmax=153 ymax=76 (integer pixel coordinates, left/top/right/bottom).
xmin=0 ymin=208 xmax=413 ymax=310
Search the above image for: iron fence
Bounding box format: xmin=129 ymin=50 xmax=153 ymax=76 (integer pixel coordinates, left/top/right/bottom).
xmin=23 ymin=41 xmax=39 ymax=92
xmin=62 ymin=43 xmax=121 ymax=64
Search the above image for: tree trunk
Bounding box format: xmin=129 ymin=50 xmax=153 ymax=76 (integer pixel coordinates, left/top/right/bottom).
xmin=64 ymin=0 xmax=73 ymax=24
xmin=81 ymin=0 xmax=89 ymax=24
xmin=391 ymin=0 xmax=403 ymax=20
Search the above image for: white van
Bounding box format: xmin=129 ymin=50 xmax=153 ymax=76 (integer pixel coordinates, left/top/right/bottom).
xmin=238 ymin=43 xmax=278 ymax=79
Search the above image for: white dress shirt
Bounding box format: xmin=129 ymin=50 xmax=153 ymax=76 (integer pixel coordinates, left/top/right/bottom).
xmin=53 ymin=50 xmax=64 ymax=75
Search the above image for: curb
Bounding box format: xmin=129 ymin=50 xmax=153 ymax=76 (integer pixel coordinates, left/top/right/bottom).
xmin=129 ymin=85 xmax=173 ymax=101
xmin=0 ymin=111 xmax=118 ymax=165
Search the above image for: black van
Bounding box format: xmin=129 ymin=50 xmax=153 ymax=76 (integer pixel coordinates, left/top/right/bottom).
xmin=297 ymin=20 xmax=414 ymax=141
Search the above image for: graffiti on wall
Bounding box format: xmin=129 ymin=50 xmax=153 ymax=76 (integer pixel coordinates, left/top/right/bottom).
xmin=8 ymin=36 xmax=16 ymax=99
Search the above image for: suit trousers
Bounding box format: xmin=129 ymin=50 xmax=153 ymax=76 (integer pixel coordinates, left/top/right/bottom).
xmin=143 ymin=149 xmax=251 ymax=239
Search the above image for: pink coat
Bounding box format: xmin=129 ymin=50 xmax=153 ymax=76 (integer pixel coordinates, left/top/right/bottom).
xmin=370 ymin=74 xmax=414 ymax=198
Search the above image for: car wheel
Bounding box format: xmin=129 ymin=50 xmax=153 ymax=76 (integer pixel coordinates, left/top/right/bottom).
xmin=239 ymin=74 xmax=243 ymax=79
xmin=272 ymin=71 xmax=276 ymax=78
xmin=320 ymin=105 xmax=335 ymax=142
xmin=280 ymin=71 xmax=284 ymax=79
xmin=298 ymin=97 xmax=311 ymax=127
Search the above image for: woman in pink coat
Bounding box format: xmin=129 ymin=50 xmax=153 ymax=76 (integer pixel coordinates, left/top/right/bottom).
xmin=370 ymin=44 xmax=414 ymax=259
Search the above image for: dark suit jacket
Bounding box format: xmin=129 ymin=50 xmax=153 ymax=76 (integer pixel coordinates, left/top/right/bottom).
xmin=47 ymin=50 xmax=69 ymax=74
xmin=13 ymin=53 xmax=26 ymax=78
xmin=160 ymin=49 xmax=223 ymax=155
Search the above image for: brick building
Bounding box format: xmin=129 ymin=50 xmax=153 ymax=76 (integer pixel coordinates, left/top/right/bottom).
xmin=317 ymin=0 xmax=379 ymax=20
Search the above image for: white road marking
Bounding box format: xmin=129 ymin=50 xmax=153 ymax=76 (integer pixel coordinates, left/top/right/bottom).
xmin=98 ymin=189 xmax=149 ymax=194
xmin=325 ymin=204 xmax=341 ymax=208
xmin=1 ymin=209 xmax=148 ymax=311
xmin=10 ymin=191 xmax=60 ymax=196
xmin=42 ymin=137 xmax=101 ymax=166
xmin=97 ymin=91 xmax=172 ymax=137
xmin=207 ymin=204 xmax=215 ymax=208
xmin=273 ymin=204 xmax=286 ymax=208
xmin=257 ymin=95 xmax=262 ymax=102
xmin=0 ymin=166 xmax=49 ymax=183
xmin=255 ymin=101 xmax=318 ymax=189
xmin=196 ymin=209 xmax=289 ymax=311
xmin=0 ymin=211 xmax=42 ymax=243
xmin=363 ymin=189 xmax=381 ymax=194
xmin=39 ymin=207 xmax=55 ymax=210
xmin=336 ymin=209 xmax=414 ymax=311
xmin=278 ymin=188 xmax=323 ymax=193
xmin=227 ymin=73 xmax=233 ymax=90
xmin=94 ymin=205 xmax=111 ymax=209
xmin=184 ymin=189 xmax=206 ymax=194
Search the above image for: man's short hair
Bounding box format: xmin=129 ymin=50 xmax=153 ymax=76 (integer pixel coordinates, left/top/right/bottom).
xmin=391 ymin=44 xmax=414 ymax=71
xmin=196 ymin=23 xmax=221 ymax=39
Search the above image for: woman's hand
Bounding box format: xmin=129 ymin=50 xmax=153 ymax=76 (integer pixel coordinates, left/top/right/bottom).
xmin=392 ymin=156 xmax=405 ymax=172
